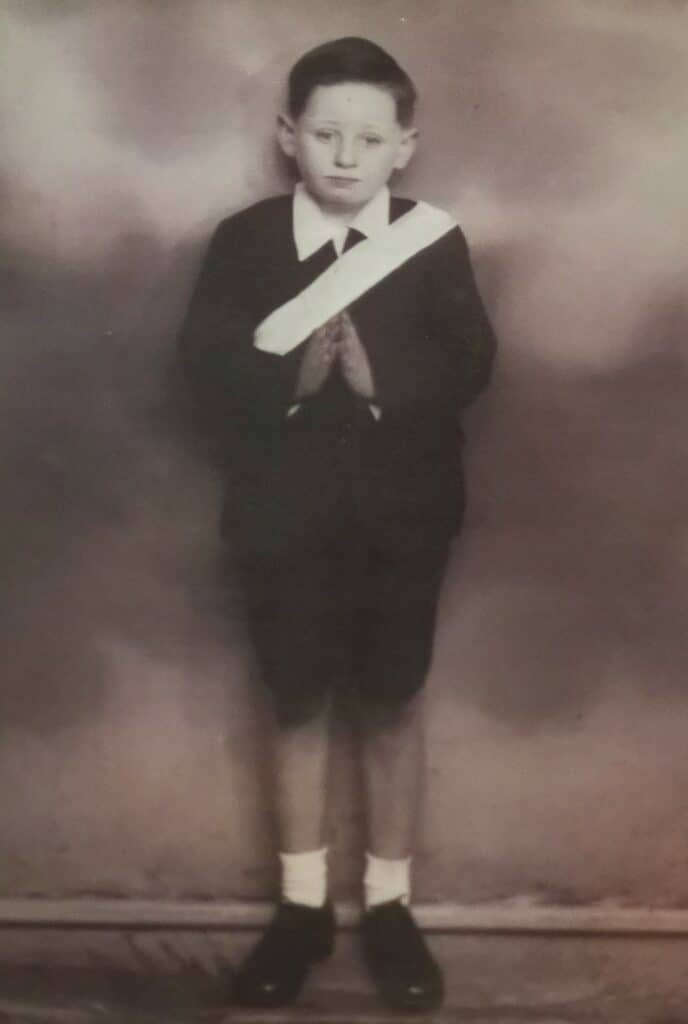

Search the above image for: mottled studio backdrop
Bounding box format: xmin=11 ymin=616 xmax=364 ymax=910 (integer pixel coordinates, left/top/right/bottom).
xmin=1 ymin=0 xmax=687 ymax=904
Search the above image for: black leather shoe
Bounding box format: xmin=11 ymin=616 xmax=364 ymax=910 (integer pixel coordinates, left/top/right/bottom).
xmin=361 ymin=899 xmax=444 ymax=1012
xmin=233 ymin=901 xmax=335 ymax=1007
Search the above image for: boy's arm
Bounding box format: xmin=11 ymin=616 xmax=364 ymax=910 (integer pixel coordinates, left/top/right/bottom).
xmin=429 ymin=225 xmax=497 ymax=411
xmin=177 ymin=219 xmax=302 ymax=442
xmin=367 ymin=225 xmax=497 ymax=422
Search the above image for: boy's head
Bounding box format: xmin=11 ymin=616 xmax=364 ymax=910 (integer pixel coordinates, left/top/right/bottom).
xmin=278 ymin=37 xmax=419 ymax=215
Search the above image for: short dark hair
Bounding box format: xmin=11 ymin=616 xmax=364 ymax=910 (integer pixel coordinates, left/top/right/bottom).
xmin=287 ymin=37 xmax=417 ymax=127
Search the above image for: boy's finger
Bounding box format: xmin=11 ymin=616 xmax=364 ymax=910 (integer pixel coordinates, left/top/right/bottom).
xmin=311 ymin=319 xmax=335 ymax=343
xmin=339 ymin=315 xmax=360 ymax=346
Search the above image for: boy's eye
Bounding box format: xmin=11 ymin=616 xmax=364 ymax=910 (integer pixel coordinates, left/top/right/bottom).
xmin=314 ymin=130 xmax=335 ymax=141
xmin=363 ymin=135 xmax=383 ymax=146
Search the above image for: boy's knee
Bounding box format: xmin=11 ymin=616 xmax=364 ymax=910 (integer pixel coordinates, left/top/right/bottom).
xmin=356 ymin=678 xmax=426 ymax=729
xmin=270 ymin=688 xmax=330 ymax=730
xmin=357 ymin=645 xmax=432 ymax=714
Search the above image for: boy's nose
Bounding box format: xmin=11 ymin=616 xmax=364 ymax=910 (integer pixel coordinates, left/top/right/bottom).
xmin=334 ymin=136 xmax=357 ymax=167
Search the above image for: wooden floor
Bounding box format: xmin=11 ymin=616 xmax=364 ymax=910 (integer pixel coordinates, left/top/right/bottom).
xmin=0 ymin=926 xmax=686 ymax=1023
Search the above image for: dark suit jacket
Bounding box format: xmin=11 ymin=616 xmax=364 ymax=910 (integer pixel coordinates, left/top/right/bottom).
xmin=177 ymin=193 xmax=497 ymax=553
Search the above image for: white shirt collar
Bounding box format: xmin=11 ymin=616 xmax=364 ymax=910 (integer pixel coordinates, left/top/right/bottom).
xmin=292 ymin=182 xmax=391 ymax=262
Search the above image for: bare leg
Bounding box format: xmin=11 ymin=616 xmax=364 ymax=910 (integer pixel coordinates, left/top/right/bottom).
xmin=358 ymin=692 xmax=425 ymax=859
xmin=269 ymin=696 xmax=332 ymax=853
xmin=357 ymin=692 xmax=444 ymax=1013
xmin=234 ymin=694 xmax=336 ymax=1008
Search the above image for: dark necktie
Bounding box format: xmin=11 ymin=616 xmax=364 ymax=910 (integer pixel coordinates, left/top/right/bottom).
xmin=342 ymin=227 xmax=367 ymax=253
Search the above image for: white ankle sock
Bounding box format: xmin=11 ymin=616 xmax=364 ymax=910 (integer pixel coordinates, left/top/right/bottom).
xmin=278 ymin=847 xmax=328 ymax=908
xmin=363 ymin=852 xmax=411 ymax=909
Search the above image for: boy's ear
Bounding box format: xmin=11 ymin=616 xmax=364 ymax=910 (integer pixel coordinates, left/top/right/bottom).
xmin=393 ymin=127 xmax=419 ymax=171
xmin=277 ymin=113 xmax=297 ymax=158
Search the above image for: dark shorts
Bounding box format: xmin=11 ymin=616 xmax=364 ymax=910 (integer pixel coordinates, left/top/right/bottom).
xmin=230 ymin=489 xmax=452 ymax=726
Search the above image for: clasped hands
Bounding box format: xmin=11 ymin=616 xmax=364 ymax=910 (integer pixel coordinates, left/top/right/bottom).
xmin=294 ymin=310 xmax=376 ymax=401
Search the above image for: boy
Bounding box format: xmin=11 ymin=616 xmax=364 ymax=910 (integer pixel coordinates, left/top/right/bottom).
xmin=178 ymin=37 xmax=496 ymax=1012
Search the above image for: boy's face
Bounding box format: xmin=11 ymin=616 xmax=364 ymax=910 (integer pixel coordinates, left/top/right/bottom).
xmin=278 ymin=82 xmax=417 ymax=215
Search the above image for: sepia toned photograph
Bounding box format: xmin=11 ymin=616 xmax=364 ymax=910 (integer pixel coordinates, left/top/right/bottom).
xmin=0 ymin=1 xmax=687 ymax=1020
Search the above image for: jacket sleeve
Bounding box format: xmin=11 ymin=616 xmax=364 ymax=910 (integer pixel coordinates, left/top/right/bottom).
xmin=366 ymin=224 xmax=497 ymax=423
xmin=176 ymin=218 xmax=302 ymax=443
xmin=427 ymin=225 xmax=497 ymax=411
xmin=440 ymin=226 xmax=495 ymax=405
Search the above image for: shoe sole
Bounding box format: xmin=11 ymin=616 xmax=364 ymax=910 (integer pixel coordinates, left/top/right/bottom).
xmin=233 ymin=940 xmax=334 ymax=1008
xmin=378 ymin=987 xmax=444 ymax=1013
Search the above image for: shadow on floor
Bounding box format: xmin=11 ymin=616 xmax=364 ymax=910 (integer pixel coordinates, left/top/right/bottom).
xmin=0 ymin=928 xmax=687 ymax=1023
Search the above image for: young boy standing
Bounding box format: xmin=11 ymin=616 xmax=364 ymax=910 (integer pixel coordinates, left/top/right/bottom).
xmin=178 ymin=37 xmax=496 ymax=1012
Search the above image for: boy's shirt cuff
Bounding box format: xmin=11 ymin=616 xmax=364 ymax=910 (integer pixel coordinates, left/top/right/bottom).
xmin=285 ymin=402 xmax=381 ymax=420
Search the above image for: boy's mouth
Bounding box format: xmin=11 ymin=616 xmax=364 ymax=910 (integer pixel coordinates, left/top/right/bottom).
xmin=326 ymin=176 xmax=360 ymax=187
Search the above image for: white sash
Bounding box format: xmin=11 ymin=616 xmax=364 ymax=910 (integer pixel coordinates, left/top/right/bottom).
xmin=253 ymin=200 xmax=457 ymax=356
